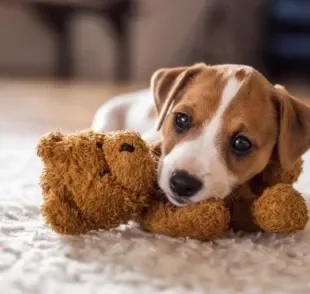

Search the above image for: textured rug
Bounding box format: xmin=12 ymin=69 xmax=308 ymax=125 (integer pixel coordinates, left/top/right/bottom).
xmin=1 ymin=135 xmax=310 ymax=294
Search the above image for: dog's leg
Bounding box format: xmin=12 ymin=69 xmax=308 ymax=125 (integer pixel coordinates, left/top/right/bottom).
xmin=225 ymin=184 xmax=261 ymax=232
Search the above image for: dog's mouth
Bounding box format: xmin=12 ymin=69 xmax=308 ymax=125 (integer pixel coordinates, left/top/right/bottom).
xmin=168 ymin=194 xmax=193 ymax=207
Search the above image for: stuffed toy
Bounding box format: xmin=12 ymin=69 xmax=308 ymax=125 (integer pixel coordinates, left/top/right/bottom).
xmin=37 ymin=130 xmax=308 ymax=241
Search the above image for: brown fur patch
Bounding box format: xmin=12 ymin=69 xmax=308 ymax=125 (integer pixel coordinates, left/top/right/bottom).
xmin=235 ymin=68 xmax=247 ymax=81
xmin=273 ymin=85 xmax=310 ymax=169
xmin=219 ymin=70 xmax=278 ymax=184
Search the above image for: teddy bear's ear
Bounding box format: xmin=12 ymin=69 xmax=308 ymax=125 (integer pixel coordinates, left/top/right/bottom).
xmin=37 ymin=131 xmax=65 ymax=163
xmin=273 ymin=85 xmax=310 ymax=169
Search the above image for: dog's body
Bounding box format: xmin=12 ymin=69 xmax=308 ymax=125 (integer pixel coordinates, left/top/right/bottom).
xmin=92 ymin=63 xmax=310 ymax=207
xmin=92 ymin=89 xmax=161 ymax=143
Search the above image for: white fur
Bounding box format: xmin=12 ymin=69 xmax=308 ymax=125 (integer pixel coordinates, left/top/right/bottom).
xmin=159 ymin=76 xmax=242 ymax=206
xmin=92 ymin=89 xmax=161 ymax=142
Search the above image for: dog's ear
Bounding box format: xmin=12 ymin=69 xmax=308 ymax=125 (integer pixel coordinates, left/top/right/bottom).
xmin=148 ymin=140 xmax=162 ymax=158
xmin=273 ymin=84 xmax=310 ymax=169
xmin=150 ymin=63 xmax=205 ymax=130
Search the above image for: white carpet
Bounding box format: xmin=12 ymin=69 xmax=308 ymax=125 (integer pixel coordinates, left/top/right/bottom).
xmin=1 ymin=136 xmax=310 ymax=294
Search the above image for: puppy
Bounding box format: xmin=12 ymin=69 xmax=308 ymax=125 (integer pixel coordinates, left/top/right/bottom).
xmin=92 ymin=63 xmax=310 ymax=207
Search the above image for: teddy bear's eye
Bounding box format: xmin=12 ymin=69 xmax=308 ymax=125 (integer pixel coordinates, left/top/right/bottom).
xmin=96 ymin=142 xmax=103 ymax=149
xmin=120 ymin=143 xmax=135 ymax=153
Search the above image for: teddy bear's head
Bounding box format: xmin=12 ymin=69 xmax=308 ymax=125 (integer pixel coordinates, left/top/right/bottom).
xmin=37 ymin=130 xmax=157 ymax=230
xmin=37 ymin=130 xmax=157 ymax=192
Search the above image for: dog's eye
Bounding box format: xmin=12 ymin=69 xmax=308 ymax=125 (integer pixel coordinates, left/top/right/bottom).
xmin=174 ymin=112 xmax=192 ymax=133
xmin=231 ymin=135 xmax=253 ymax=156
xmin=120 ymin=143 xmax=135 ymax=153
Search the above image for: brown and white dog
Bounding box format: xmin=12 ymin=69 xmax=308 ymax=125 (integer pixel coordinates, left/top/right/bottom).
xmin=92 ymin=63 xmax=310 ymax=207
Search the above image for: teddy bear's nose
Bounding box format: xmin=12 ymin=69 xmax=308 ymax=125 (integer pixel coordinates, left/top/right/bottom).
xmin=120 ymin=143 xmax=135 ymax=153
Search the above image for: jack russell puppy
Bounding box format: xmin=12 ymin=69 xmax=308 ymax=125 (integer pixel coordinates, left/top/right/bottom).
xmin=92 ymin=63 xmax=310 ymax=207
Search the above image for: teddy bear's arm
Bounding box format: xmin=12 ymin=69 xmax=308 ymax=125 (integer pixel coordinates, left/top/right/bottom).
xmin=252 ymin=184 xmax=308 ymax=233
xmin=250 ymin=158 xmax=308 ymax=233
xmin=226 ymin=181 xmax=308 ymax=233
xmin=140 ymin=198 xmax=230 ymax=241
xmin=41 ymin=189 xmax=93 ymax=235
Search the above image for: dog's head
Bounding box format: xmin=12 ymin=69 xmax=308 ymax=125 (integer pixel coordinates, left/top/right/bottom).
xmin=152 ymin=63 xmax=310 ymax=206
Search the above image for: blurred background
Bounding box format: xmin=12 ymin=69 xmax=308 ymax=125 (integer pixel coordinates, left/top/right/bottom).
xmin=0 ymin=0 xmax=310 ymax=149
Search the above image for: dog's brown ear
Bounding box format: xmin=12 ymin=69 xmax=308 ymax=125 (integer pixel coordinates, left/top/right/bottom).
xmin=148 ymin=140 xmax=162 ymax=158
xmin=150 ymin=63 xmax=205 ymax=130
xmin=274 ymin=84 xmax=310 ymax=169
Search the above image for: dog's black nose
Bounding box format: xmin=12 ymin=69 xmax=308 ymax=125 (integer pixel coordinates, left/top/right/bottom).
xmin=170 ymin=170 xmax=202 ymax=197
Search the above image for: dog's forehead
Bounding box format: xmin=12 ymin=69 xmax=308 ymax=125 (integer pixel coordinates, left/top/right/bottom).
xmin=192 ymin=64 xmax=259 ymax=89
xmin=181 ymin=64 xmax=270 ymax=105
xmin=168 ymin=63 xmax=274 ymax=146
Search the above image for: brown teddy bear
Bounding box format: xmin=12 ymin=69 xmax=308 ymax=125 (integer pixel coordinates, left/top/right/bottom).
xmin=37 ymin=130 xmax=308 ymax=241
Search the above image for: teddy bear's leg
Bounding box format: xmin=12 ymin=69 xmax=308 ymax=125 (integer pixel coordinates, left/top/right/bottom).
xmin=141 ymin=199 xmax=230 ymax=241
xmin=41 ymin=190 xmax=93 ymax=235
xmin=252 ymin=184 xmax=309 ymax=233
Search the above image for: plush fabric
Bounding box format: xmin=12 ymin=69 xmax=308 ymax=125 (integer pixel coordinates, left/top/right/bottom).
xmin=1 ymin=135 xmax=310 ymax=294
